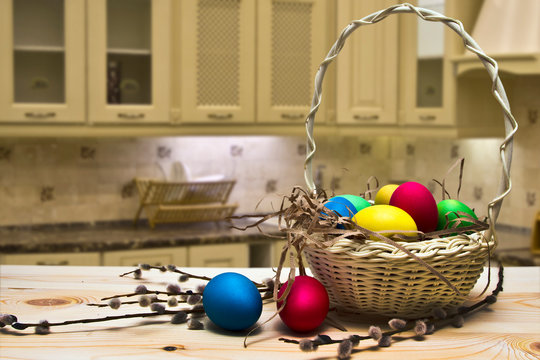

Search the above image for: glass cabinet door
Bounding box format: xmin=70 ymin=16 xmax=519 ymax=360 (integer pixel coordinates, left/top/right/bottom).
xmin=88 ymin=0 xmax=170 ymax=123
xmin=399 ymin=0 xmax=454 ymax=126
xmin=0 ymin=0 xmax=85 ymax=123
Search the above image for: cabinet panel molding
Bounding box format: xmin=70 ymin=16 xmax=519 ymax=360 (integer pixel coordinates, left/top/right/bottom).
xmin=103 ymin=247 xmax=188 ymax=267
xmin=336 ymin=0 xmax=398 ymax=126
xmin=257 ymin=0 xmax=329 ymax=124
xmin=188 ymin=243 xmax=249 ymax=267
xmin=0 ymin=252 xmax=100 ymax=266
xmin=87 ymin=0 xmax=171 ymax=124
xmin=0 ymin=0 xmax=86 ymax=123
xmin=180 ymin=0 xmax=256 ymax=123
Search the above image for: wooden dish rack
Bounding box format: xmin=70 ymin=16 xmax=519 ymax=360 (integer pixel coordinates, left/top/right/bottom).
xmin=133 ymin=178 xmax=238 ymax=228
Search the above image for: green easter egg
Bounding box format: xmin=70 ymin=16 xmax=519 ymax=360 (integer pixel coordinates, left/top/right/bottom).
xmin=436 ymin=199 xmax=478 ymax=231
xmin=339 ymin=194 xmax=371 ymax=213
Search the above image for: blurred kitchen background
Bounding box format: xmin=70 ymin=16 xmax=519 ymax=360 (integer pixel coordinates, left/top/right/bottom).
xmin=1 ymin=0 xmax=539 ymax=266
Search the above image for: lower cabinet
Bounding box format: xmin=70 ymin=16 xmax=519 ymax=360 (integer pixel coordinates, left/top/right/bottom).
xmin=1 ymin=242 xmax=277 ymax=268
xmin=102 ymin=247 xmax=188 ymax=267
xmin=0 ymin=252 xmax=101 ymax=266
xmin=188 ymin=243 xmax=249 ymax=268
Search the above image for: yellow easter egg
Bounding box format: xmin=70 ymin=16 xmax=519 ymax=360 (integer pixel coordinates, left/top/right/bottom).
xmin=375 ymin=184 xmax=399 ymax=205
xmin=352 ymin=205 xmax=418 ymax=240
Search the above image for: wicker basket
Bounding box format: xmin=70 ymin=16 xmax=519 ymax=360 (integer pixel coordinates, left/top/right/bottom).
xmin=300 ymin=4 xmax=518 ymax=318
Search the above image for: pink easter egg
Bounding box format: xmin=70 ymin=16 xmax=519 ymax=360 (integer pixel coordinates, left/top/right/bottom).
xmin=277 ymin=276 xmax=329 ymax=333
xmin=389 ymin=181 xmax=438 ymax=233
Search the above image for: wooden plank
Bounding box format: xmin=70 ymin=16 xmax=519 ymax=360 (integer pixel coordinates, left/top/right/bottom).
xmin=0 ymin=266 xmax=539 ymax=360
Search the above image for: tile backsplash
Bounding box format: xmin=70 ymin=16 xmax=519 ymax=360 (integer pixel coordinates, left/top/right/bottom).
xmin=1 ymin=129 xmax=537 ymax=236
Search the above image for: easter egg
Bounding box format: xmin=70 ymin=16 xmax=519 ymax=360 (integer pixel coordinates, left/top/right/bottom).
xmin=203 ymin=272 xmax=262 ymax=331
xmin=323 ymin=198 xmax=356 ymax=218
xmin=337 ymin=194 xmax=372 ymax=212
xmin=352 ymin=205 xmax=417 ymax=240
xmin=436 ymin=199 xmax=478 ymax=231
xmin=390 ymin=182 xmax=438 ymax=233
xmin=321 ymin=198 xmax=357 ymax=229
xmin=375 ymin=184 xmax=399 ymax=205
xmin=277 ymin=276 xmax=329 ymax=332
xmin=328 ymin=196 xmax=357 ymax=215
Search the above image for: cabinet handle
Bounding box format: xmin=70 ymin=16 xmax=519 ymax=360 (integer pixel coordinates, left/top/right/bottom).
xmin=24 ymin=112 xmax=56 ymax=119
xmin=419 ymin=115 xmax=436 ymax=121
xmin=353 ymin=114 xmax=379 ymax=121
xmin=36 ymin=260 xmax=69 ymax=266
xmin=208 ymin=113 xmax=233 ymax=120
xmin=281 ymin=113 xmax=304 ymax=120
xmin=118 ymin=113 xmax=145 ymax=120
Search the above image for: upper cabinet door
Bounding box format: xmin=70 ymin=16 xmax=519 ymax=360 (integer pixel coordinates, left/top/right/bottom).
xmin=399 ymin=0 xmax=453 ymax=126
xmin=335 ymin=0 xmax=398 ymax=126
xmin=0 ymin=0 xmax=85 ymax=123
xmin=257 ymin=0 xmax=328 ymax=124
xmin=88 ymin=0 xmax=171 ymax=124
xmin=180 ymin=0 xmax=256 ymax=123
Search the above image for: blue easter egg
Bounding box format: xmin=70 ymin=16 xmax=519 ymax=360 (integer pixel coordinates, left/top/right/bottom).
xmin=322 ymin=198 xmax=357 ymax=229
xmin=324 ymin=198 xmax=356 ymax=218
xmin=328 ymin=196 xmax=357 ymax=214
xmin=203 ymin=272 xmax=262 ymax=331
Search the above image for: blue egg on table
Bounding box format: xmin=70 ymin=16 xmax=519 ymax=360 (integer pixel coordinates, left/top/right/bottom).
xmin=203 ymin=272 xmax=262 ymax=331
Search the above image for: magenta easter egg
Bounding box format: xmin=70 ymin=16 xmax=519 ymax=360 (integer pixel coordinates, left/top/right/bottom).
xmin=277 ymin=276 xmax=329 ymax=333
xmin=390 ymin=181 xmax=438 ymax=233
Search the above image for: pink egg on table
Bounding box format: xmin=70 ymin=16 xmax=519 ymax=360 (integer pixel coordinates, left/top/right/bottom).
xmin=389 ymin=181 xmax=438 ymax=233
xmin=277 ymin=276 xmax=329 ymax=333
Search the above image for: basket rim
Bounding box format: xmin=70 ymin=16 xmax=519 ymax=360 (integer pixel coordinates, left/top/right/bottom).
xmin=303 ymin=230 xmax=494 ymax=260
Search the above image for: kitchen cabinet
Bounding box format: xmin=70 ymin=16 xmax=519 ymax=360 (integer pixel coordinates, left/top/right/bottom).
xmin=399 ymin=0 xmax=517 ymax=135
xmin=398 ymin=0 xmax=454 ymax=127
xmin=188 ymin=243 xmax=249 ymax=267
xmin=179 ymin=0 xmax=331 ymax=124
xmin=256 ymin=0 xmax=330 ymax=124
xmin=0 ymin=0 xmax=516 ymax=136
xmin=0 ymin=252 xmax=100 ymax=266
xmin=103 ymin=247 xmax=187 ymax=267
xmin=335 ymin=0 xmax=399 ymax=126
xmin=0 ymin=0 xmax=171 ymax=126
xmin=334 ymin=0 xmax=454 ymax=129
xmin=87 ymin=0 xmax=171 ymax=124
xmin=0 ymin=0 xmax=86 ymax=123
xmin=179 ymin=0 xmax=256 ymax=124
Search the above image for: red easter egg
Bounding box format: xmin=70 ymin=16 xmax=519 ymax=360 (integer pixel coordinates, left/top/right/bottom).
xmin=277 ymin=276 xmax=329 ymax=332
xmin=389 ymin=181 xmax=438 ymax=233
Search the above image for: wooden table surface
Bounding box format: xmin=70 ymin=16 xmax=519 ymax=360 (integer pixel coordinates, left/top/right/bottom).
xmin=0 ymin=265 xmax=539 ymax=360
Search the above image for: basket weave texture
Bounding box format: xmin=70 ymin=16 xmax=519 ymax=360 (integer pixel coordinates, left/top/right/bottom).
xmin=294 ymin=4 xmax=517 ymax=318
xmin=304 ymin=233 xmax=493 ymax=317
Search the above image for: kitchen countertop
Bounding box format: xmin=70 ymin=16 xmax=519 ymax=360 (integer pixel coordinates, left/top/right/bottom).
xmin=0 ymin=265 xmax=539 ymax=359
xmin=0 ymin=219 xmax=282 ymax=254
xmin=2 ymin=220 xmax=537 ymax=267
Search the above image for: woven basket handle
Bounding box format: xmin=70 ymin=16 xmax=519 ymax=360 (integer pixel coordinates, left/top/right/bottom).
xmin=304 ymin=3 xmax=518 ymax=233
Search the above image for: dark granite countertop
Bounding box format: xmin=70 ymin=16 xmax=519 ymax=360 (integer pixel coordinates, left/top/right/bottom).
xmin=0 ymin=219 xmax=283 ymax=254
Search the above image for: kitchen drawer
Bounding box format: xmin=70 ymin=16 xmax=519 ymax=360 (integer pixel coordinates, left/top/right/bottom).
xmin=188 ymin=243 xmax=248 ymax=267
xmin=103 ymin=247 xmax=187 ymax=267
xmin=0 ymin=252 xmax=100 ymax=266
